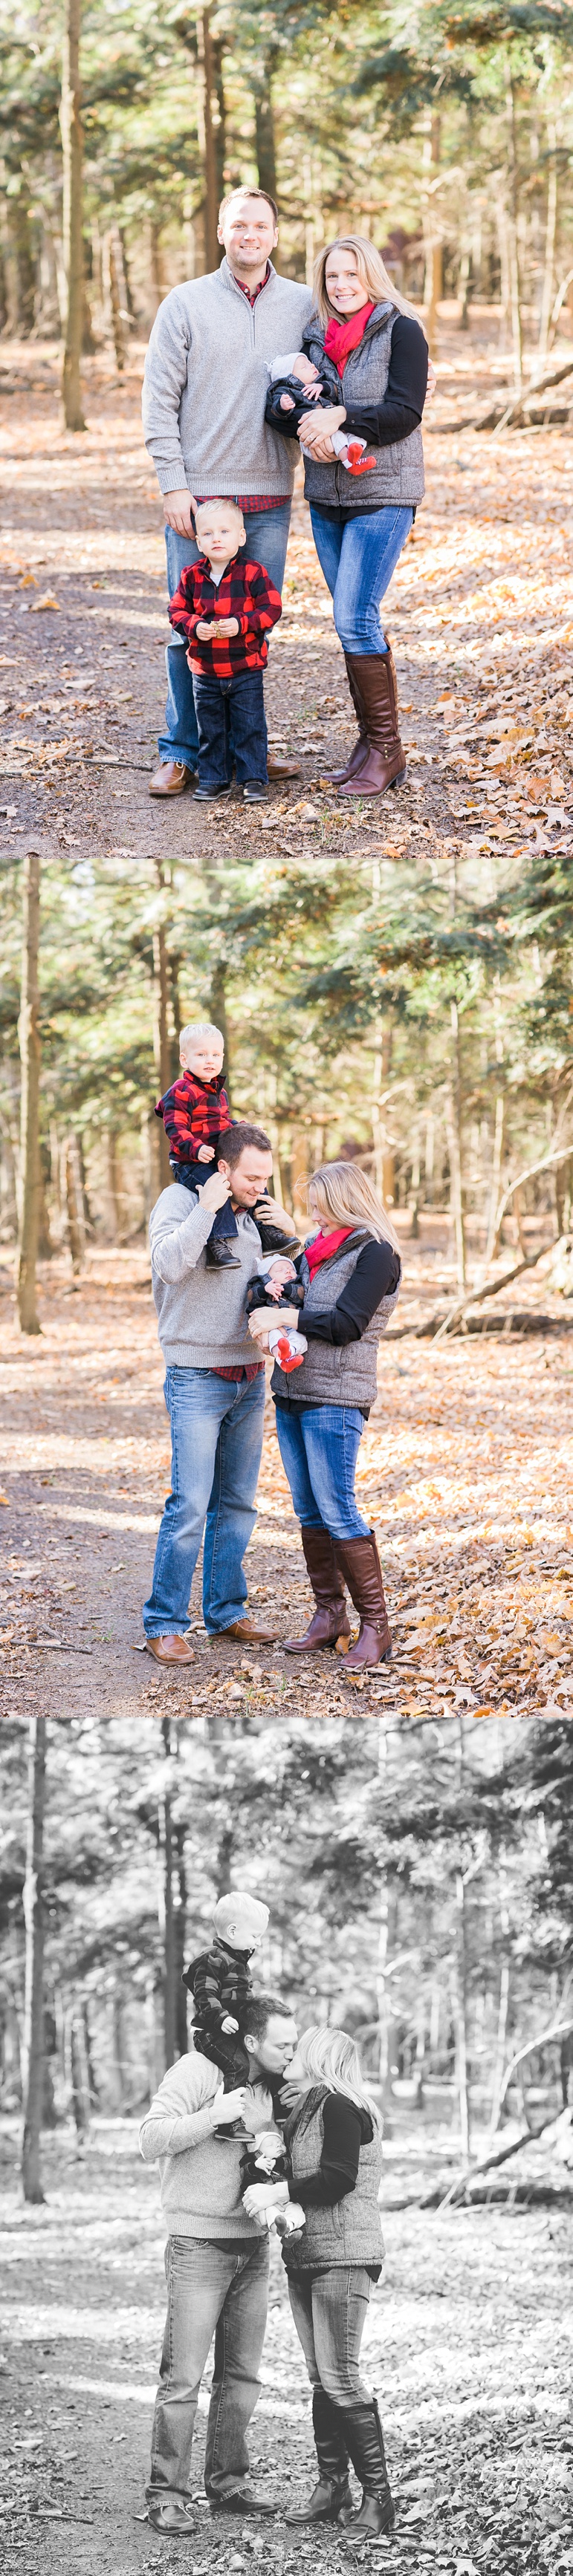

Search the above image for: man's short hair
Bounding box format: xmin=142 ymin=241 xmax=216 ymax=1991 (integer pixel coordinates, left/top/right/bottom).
xmin=219 ymin=1121 xmax=272 ymax=1168
xmin=244 ymin=1992 xmax=292 ymax=2042
xmin=218 ymin=185 xmax=279 ymax=227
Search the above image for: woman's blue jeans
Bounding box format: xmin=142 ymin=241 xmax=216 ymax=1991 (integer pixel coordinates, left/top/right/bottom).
xmin=159 ymin=505 xmax=291 ymax=771
xmin=309 ymin=503 xmax=413 ymax=654
xmin=288 ymin=2264 xmax=373 ymax=2410
xmin=274 ymin=1402 xmax=369 ymax=1541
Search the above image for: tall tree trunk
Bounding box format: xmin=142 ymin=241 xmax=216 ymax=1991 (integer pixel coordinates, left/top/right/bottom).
xmin=159 ymin=1716 xmax=178 ymax=2070
xmin=423 ymin=114 xmax=443 ymax=356
xmin=504 ymin=57 xmax=522 ymax=391
xmin=254 ymin=53 xmax=279 ymax=211
xmin=446 ymin=1003 xmax=466 ymax=1291
xmin=22 ymin=1714 xmax=47 ymax=2204
xmin=153 ymin=865 xmax=171 ymax=1189
xmin=489 ymin=1864 xmax=510 ymax=2136
xmin=538 ymin=120 xmax=557 ymax=360
xmin=149 ymin=221 xmax=166 ymax=311
xmin=108 ymin=228 xmax=126 ymax=371
xmin=60 ymin=0 xmax=85 ymax=432
xmin=8 ymin=183 xmax=36 ymax=334
xmin=65 ymin=1134 xmax=85 ymax=1272
xmin=453 ymin=1868 xmax=470 ymax=2158
xmin=17 ymin=850 xmax=42 ymax=1336
xmin=209 ymin=957 xmax=231 ymax=1106
xmin=195 ymin=9 xmax=222 ymax=272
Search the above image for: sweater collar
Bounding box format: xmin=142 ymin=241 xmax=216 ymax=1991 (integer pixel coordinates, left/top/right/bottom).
xmin=220 ymin=254 xmax=276 ymax=299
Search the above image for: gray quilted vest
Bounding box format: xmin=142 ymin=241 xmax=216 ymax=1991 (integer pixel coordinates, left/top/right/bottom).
xmin=301 ymin=300 xmax=425 ymax=510
xmin=271 ymin=1226 xmax=401 ymax=1411
xmin=282 ymin=2085 xmax=384 ymax=2271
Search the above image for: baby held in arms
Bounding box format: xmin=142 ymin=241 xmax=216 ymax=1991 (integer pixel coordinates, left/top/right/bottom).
xmin=265 ymin=352 xmax=376 ymax=475
xmin=245 ymin=1251 xmax=308 ymax=1374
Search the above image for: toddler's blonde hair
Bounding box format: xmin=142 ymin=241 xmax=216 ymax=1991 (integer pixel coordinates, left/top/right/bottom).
xmin=179 ymin=1021 xmax=224 ymax=1055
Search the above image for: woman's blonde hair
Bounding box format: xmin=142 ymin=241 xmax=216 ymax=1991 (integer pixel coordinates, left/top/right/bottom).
xmin=306 ymin=1158 xmax=401 ymax=1256
xmin=312 ymin=232 xmax=423 ymax=331
xmin=295 ymin=2025 xmax=381 ymax=2128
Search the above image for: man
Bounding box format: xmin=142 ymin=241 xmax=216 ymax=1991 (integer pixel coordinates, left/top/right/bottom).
xmin=139 ymin=1992 xmax=298 ymax=2530
xmin=143 ymin=1122 xmax=294 ymax=1663
xmin=142 ymin=185 xmax=313 ymax=795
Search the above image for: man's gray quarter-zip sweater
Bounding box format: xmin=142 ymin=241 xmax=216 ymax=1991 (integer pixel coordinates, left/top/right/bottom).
xmin=142 ymin=257 xmax=313 ymax=499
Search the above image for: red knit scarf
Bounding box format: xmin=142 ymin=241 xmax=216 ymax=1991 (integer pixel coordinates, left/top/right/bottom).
xmin=323 ymin=302 xmax=375 ymax=372
xmin=305 ymin=1226 xmax=355 ymax=1277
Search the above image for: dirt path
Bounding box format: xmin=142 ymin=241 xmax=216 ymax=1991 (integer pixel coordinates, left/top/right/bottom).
xmin=1 ymin=2118 xmax=572 ymax=2576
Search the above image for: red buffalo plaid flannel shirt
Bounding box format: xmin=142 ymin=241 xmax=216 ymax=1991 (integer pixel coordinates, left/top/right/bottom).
xmin=169 ymin=550 xmax=282 ymax=679
xmin=155 ymin=1067 xmax=231 ymax=1165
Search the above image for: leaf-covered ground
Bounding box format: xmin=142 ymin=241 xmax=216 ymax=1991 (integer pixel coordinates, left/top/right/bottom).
xmin=0 ymin=2120 xmax=572 ymax=2576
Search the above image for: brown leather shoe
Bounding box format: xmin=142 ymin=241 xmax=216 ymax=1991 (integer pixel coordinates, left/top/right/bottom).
xmin=149 ymin=760 xmax=195 ymax=796
xmin=326 ymin=652 xmax=369 ymax=784
xmin=145 ymin=1633 xmax=195 ymax=1664
xmin=268 ymin=753 xmax=301 ymax=779
xmin=218 ymin=1616 xmax=279 ymax=1643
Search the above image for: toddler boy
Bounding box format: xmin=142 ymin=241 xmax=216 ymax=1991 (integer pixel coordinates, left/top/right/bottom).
xmin=155 ymin=1018 xmax=240 ymax=1269
xmin=265 ymin=351 xmax=376 ymax=474
xmin=183 ymin=1890 xmax=269 ymax=2138
xmin=246 ymin=1252 xmax=307 ymax=1373
xmin=169 ymin=498 xmax=282 ymax=804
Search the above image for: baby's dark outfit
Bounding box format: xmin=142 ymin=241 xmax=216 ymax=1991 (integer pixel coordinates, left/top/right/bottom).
xmin=155 ymin=1067 xmax=237 ymax=1246
xmin=245 ymin=1268 xmax=305 ymax=1321
xmin=184 ymin=1934 xmax=254 ymax=2088
xmin=265 ymin=371 xmax=335 ymax=439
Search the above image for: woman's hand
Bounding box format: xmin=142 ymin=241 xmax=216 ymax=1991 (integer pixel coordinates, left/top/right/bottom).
xmin=243 ymin=2180 xmax=290 ymax=2219
xmin=248 ymin=1306 xmax=299 ymax=1347
xmin=254 ymin=1193 xmax=295 ymax=1237
xmin=298 ymin=403 xmax=346 ymax=461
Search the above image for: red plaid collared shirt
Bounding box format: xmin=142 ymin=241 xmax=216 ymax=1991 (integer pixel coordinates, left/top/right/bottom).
xmin=155 ymin=1067 xmax=230 ymax=1163
xmin=169 ymin=551 xmax=282 ymax=680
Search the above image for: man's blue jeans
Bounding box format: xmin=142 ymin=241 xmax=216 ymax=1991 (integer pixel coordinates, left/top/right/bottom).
xmin=143 ymin=1366 xmax=265 ymax=1637
xmin=146 ymin=2232 xmax=270 ymax=2504
xmin=274 ymin=1402 xmax=369 ymax=1541
xmin=309 ymin=504 xmax=413 ymax=654
xmin=288 ymin=2264 xmax=373 ymax=2410
xmin=193 ymin=667 xmax=268 ymax=789
xmin=159 ymin=505 xmax=291 ymax=771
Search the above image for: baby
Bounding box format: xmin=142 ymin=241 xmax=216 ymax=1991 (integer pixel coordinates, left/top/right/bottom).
xmin=240 ymin=2123 xmax=304 ymax=2239
xmin=265 ymin=351 xmax=376 ymax=475
xmin=246 ymin=1252 xmax=307 ymax=1373
xmin=155 ymin=1018 xmax=242 ymax=1270
xmin=183 ymin=1889 xmax=269 ymax=2139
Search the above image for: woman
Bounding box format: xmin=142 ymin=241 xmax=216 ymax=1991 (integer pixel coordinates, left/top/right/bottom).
xmin=271 ymin=232 xmax=428 ymax=797
xmin=243 ymin=2025 xmax=394 ymax=2548
xmin=247 ymin=1160 xmax=401 ymax=1669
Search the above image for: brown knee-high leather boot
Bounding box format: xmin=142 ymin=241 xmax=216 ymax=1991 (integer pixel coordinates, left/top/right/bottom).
xmin=284 ymin=1526 xmax=352 ymax=1655
xmin=333 ymin=1529 xmax=392 ymax=1668
xmin=337 ymin=641 xmax=406 ymax=799
xmin=327 ymin=653 xmax=369 ymax=785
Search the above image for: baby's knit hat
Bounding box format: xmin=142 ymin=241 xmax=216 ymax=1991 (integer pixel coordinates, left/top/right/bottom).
xmin=213 ymin=1890 xmax=269 ymax=1947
